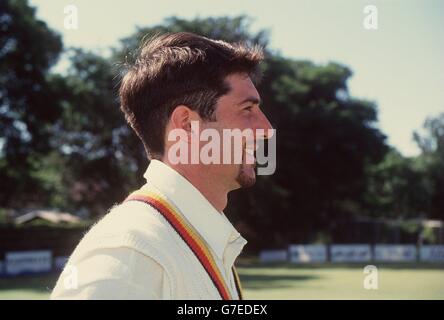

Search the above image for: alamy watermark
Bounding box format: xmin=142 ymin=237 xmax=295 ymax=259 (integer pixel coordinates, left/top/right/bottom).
xmin=363 ymin=265 xmax=379 ymax=290
xmin=167 ymin=121 xmax=276 ymax=176
xmin=363 ymin=5 xmax=378 ymax=30
xmin=64 ymin=4 xmax=79 ymax=30
xmin=63 ymin=264 xmax=78 ymax=290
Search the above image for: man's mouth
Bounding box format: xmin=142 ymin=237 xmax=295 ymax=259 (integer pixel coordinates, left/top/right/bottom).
xmin=244 ymin=147 xmax=256 ymax=168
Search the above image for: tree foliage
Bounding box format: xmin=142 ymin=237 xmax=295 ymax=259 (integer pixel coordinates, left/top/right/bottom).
xmin=1 ymin=3 xmax=441 ymax=248
xmin=0 ymin=0 xmax=62 ymax=207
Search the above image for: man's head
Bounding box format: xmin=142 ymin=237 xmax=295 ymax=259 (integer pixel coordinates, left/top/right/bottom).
xmin=119 ymin=32 xmax=272 ymax=192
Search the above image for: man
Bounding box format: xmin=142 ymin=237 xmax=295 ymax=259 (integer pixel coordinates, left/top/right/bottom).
xmin=51 ymin=32 xmax=273 ymax=299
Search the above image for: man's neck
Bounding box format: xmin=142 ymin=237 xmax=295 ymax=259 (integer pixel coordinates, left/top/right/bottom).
xmin=161 ymin=160 xmax=228 ymax=212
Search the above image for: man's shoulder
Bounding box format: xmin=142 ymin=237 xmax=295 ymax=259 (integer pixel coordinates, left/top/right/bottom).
xmin=51 ymin=200 xmax=180 ymax=299
xmin=71 ymin=200 xmax=176 ymax=261
xmin=91 ymin=200 xmax=167 ymax=236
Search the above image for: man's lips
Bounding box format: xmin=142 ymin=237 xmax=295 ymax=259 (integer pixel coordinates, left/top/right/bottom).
xmin=244 ymin=147 xmax=256 ymax=167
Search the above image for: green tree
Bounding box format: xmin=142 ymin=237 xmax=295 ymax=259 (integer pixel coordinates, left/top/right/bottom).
xmin=0 ymin=0 xmax=63 ymax=209
xmin=48 ymin=49 xmax=144 ymax=215
xmin=364 ymin=148 xmax=433 ymax=219
xmin=414 ymin=113 xmax=444 ymax=219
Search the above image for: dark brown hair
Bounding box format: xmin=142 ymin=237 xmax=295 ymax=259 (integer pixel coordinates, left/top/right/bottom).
xmin=119 ymin=32 xmax=264 ymax=159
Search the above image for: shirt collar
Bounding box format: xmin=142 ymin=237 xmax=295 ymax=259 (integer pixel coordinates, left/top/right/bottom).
xmin=143 ymin=160 xmax=247 ymax=260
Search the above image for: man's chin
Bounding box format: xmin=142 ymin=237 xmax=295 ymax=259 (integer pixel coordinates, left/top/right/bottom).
xmin=235 ymin=164 xmax=256 ymax=188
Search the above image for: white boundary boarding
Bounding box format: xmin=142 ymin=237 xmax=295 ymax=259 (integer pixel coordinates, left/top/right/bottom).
xmin=260 ymin=244 xmax=444 ymax=264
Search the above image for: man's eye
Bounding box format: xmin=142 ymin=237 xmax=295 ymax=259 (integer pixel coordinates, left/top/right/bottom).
xmin=243 ymin=106 xmax=253 ymax=111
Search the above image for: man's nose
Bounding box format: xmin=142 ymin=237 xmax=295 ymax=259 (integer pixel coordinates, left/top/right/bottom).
xmin=255 ymin=110 xmax=274 ymax=140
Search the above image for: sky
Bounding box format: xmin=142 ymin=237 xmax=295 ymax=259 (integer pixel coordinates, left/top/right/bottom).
xmin=29 ymin=0 xmax=444 ymax=157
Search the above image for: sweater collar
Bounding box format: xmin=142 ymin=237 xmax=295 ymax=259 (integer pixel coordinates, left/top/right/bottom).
xmin=143 ymin=160 xmax=246 ymax=260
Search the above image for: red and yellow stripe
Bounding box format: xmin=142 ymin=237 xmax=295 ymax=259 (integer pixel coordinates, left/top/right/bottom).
xmin=125 ymin=187 xmax=242 ymax=300
xmin=232 ymin=266 xmax=243 ymax=300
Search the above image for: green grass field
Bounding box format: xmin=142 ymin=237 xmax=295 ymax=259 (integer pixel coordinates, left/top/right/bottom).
xmin=0 ymin=263 xmax=443 ymax=300
xmin=239 ymin=263 xmax=444 ymax=299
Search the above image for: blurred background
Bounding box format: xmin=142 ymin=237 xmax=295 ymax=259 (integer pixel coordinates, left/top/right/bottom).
xmin=0 ymin=0 xmax=443 ymax=299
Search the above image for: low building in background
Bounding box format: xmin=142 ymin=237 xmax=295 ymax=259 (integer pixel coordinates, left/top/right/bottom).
xmin=14 ymin=210 xmax=82 ymax=226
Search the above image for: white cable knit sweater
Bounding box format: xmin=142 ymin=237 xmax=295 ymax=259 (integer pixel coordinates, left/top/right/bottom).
xmin=51 ymin=160 xmax=247 ymax=300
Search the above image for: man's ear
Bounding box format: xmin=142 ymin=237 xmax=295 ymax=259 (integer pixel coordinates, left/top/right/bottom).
xmin=170 ymin=105 xmax=200 ymax=142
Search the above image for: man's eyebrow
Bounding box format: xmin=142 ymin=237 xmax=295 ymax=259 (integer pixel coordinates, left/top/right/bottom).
xmin=238 ymin=96 xmax=261 ymax=106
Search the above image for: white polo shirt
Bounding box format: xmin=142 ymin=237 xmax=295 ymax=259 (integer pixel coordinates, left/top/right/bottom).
xmin=51 ymin=160 xmax=247 ymax=299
